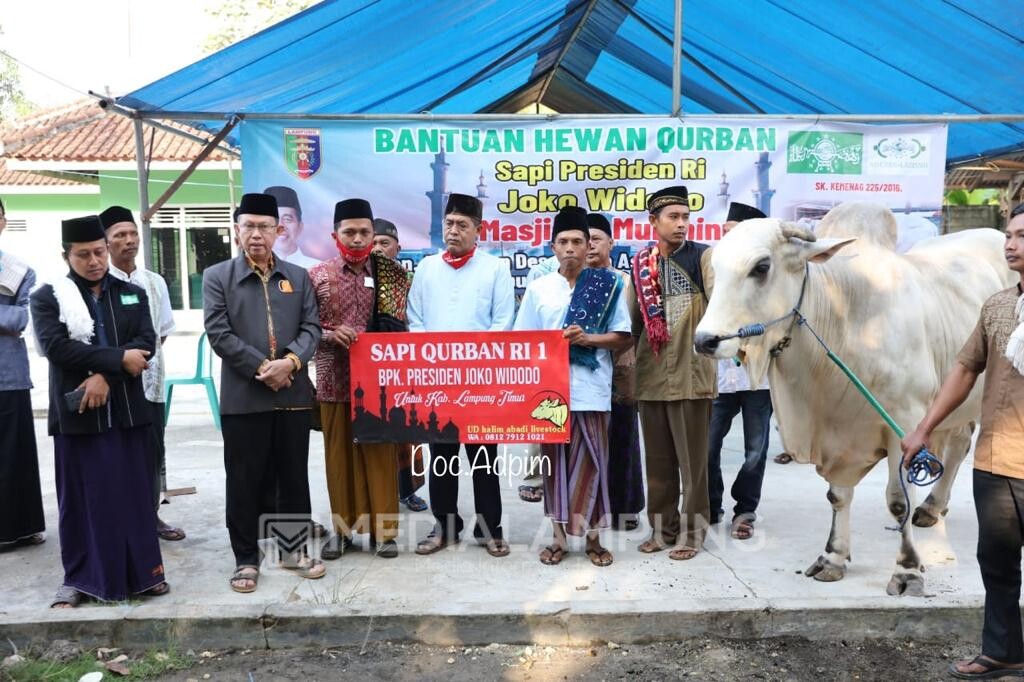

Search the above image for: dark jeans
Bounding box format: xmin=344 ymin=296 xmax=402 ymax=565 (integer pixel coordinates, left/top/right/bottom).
xmin=974 ymin=469 xmax=1024 ymax=663
xmin=707 ymin=389 xmax=772 ymax=522
xmin=428 ymin=443 xmax=502 ymax=541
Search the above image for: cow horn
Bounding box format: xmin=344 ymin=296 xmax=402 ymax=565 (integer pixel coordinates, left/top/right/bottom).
xmin=780 ymin=223 xmax=817 ymax=243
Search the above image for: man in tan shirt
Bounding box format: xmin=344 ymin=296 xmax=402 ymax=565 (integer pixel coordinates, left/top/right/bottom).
xmin=630 ymin=185 xmax=716 ymax=561
xmin=902 ymin=203 xmax=1024 ymax=679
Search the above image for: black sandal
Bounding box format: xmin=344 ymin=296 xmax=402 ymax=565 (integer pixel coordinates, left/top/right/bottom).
xmin=949 ymin=655 xmax=1024 ymax=679
xmin=518 ymin=485 xmax=543 ymax=503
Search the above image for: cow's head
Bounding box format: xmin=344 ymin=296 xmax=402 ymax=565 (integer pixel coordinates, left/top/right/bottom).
xmin=694 ymin=218 xmax=855 ymax=384
xmin=531 ymin=398 xmax=568 ymax=428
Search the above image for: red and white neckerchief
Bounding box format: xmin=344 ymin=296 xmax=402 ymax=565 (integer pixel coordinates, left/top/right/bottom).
xmin=442 ymin=246 xmax=476 ymax=270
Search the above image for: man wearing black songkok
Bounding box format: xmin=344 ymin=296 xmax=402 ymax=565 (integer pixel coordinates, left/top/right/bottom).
xmin=31 ymin=215 xmax=167 ymax=607
xmin=203 ymin=193 xmax=324 ymax=593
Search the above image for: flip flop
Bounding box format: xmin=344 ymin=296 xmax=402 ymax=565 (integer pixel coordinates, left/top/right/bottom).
xmin=638 ymin=537 xmax=667 ymax=553
xmin=484 ymin=538 xmax=510 ymax=558
xmin=416 ymin=532 xmax=459 ymax=555
xmin=230 ymin=566 xmax=259 ymax=594
xmin=773 ymin=453 xmax=793 ymax=464
xmin=539 ymin=545 xmax=566 ymax=565
xmin=518 ymin=485 xmax=543 ymax=503
xmin=585 ymin=547 xmax=614 ymax=567
xmin=157 ymin=525 xmax=186 ymax=541
xmin=948 ymin=655 xmax=1024 ymax=679
xmin=668 ymin=546 xmax=700 ymax=561
xmin=281 ymin=557 xmax=326 ymax=580
xmin=731 ymin=517 xmax=755 ymax=540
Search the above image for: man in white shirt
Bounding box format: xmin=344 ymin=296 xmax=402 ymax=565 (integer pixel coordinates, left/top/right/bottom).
xmin=514 ymin=206 xmax=631 ymax=567
xmin=100 ymin=206 xmax=184 ymax=542
xmin=407 ymin=193 xmax=515 ymax=557
xmin=265 ymin=186 xmax=320 ymax=269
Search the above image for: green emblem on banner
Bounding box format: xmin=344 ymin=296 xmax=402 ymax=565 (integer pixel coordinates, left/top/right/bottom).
xmin=284 ymin=128 xmax=322 ymax=180
xmin=787 ymin=131 xmax=862 ymax=174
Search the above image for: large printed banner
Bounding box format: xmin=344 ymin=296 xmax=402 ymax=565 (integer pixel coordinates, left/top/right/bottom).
xmin=348 ymin=331 xmax=570 ymax=444
xmin=241 ymin=117 xmax=947 ymax=289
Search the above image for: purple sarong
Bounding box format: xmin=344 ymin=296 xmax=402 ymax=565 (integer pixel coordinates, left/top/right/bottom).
xmin=541 ymin=411 xmax=611 ymax=536
xmin=54 ymin=427 xmax=164 ymax=601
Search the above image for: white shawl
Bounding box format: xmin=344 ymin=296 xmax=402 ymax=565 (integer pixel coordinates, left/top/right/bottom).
xmin=1005 ymin=292 xmax=1024 ymax=376
xmin=49 ymin=277 xmax=95 ymax=343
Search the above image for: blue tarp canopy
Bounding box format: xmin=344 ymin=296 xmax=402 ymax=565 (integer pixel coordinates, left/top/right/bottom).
xmin=117 ymin=0 xmax=1024 ymax=163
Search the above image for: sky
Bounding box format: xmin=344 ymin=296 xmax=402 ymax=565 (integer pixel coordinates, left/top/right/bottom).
xmin=1 ymin=1 xmax=223 ymax=108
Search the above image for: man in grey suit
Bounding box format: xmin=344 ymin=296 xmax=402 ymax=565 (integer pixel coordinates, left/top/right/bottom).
xmin=203 ymin=192 xmax=324 ymax=593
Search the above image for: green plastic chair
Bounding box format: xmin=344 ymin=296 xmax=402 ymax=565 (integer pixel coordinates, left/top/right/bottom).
xmin=164 ymin=331 xmax=221 ymax=430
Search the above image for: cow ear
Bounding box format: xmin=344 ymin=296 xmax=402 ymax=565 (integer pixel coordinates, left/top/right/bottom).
xmin=801 ymin=237 xmax=856 ymax=263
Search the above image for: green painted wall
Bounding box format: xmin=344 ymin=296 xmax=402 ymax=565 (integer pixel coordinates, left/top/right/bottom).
xmin=1 ymin=193 xmax=99 ymax=212
xmin=2 ymin=169 xmax=240 ymax=214
xmin=100 ymin=169 xmax=242 ymax=207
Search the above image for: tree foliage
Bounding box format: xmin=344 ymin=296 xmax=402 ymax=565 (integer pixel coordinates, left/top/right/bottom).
xmin=0 ymin=27 xmax=34 ymax=123
xmin=202 ymin=0 xmax=317 ymax=54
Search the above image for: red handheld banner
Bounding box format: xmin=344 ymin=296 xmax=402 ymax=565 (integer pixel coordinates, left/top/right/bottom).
xmin=349 ymin=330 xmax=570 ymax=444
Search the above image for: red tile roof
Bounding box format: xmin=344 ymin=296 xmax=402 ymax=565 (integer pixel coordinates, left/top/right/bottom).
xmin=1 ymin=99 xmax=233 ymax=163
xmin=0 ymin=159 xmax=92 ymax=187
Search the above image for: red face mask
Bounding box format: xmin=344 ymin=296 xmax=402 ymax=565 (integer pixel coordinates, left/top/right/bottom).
xmin=333 ymin=234 xmax=371 ymax=264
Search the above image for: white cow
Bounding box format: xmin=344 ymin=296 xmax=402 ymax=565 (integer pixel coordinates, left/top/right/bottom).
xmin=694 ymin=202 xmax=1014 ymax=595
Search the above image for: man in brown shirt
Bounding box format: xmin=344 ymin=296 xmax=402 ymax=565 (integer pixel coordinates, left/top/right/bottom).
xmin=630 ymin=185 xmax=716 ymax=561
xmin=310 ymin=199 xmax=410 ymax=560
xmin=902 ymin=203 xmax=1024 ymax=679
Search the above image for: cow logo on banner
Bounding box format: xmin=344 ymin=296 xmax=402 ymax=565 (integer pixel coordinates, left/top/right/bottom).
xmin=284 ymin=128 xmax=322 ymax=180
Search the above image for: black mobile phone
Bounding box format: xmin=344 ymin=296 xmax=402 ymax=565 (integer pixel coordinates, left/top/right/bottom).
xmin=63 ymin=388 xmax=87 ymax=412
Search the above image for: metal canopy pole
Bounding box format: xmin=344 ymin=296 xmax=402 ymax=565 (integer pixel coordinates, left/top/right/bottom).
xmin=672 ymin=0 xmax=682 ymax=116
xmin=123 ymin=110 xmax=1024 ymax=123
xmin=92 ymin=92 xmax=239 ymax=157
xmin=142 ymin=116 xmax=240 ymax=223
xmin=133 ymin=119 xmax=153 ymax=271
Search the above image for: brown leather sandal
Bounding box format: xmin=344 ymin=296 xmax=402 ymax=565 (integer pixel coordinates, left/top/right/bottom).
xmin=230 ymin=566 xmax=259 ymax=593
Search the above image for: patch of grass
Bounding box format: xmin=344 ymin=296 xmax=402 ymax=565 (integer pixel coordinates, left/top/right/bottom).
xmin=126 ymin=649 xmax=196 ymax=678
xmin=1 ymin=648 xmax=196 ymax=681
xmin=2 ymin=653 xmax=102 ymax=682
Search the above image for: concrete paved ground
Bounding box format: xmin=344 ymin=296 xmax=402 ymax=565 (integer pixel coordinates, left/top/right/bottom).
xmin=0 ymin=334 xmax=985 ymax=649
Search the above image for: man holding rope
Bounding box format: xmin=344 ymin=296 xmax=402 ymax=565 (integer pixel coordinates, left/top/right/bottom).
xmin=902 ymin=203 xmax=1024 ymax=680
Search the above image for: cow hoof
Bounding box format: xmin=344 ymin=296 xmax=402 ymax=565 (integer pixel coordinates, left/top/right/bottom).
xmin=912 ymin=506 xmax=940 ymax=528
xmin=886 ymin=572 xmax=925 ymax=597
xmin=805 ymin=555 xmax=846 ymax=582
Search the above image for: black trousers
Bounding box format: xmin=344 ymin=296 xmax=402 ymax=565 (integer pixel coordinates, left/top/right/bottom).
xmin=974 ymin=469 xmax=1024 ymax=663
xmin=223 ymin=410 xmax=312 ymax=567
xmin=0 ymin=390 xmax=45 ymax=543
xmin=399 ymin=468 xmax=415 ymax=499
xmin=148 ymin=400 xmax=166 ymax=512
xmin=428 ymin=443 xmax=502 ymax=540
